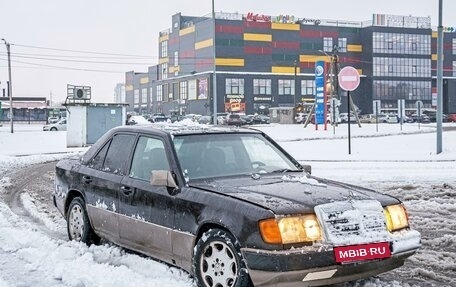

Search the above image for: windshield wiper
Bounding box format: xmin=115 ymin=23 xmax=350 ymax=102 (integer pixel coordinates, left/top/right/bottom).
xmin=270 ymin=168 xmax=302 ymax=173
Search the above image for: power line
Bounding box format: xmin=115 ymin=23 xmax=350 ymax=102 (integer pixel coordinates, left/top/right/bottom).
xmin=0 ymin=53 xmax=154 ymax=65
xmin=0 ymin=51 xmax=156 ymax=60
xmin=0 ymin=57 xmax=125 ymax=73
xmin=13 ymin=43 xmax=155 ymax=58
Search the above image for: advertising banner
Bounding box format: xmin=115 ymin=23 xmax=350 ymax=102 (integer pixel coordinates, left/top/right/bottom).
xmin=315 ymin=61 xmax=325 ymax=125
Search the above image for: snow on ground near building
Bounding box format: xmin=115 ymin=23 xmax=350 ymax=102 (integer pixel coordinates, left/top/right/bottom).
xmin=0 ymin=123 xmax=455 ymax=286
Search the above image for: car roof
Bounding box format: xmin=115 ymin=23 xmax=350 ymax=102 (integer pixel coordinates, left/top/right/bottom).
xmin=82 ymin=124 xmax=263 ymax=164
xmin=111 ymin=124 xmax=262 ymax=136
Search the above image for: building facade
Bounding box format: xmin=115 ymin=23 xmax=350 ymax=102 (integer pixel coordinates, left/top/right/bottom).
xmin=125 ymin=12 xmax=456 ymax=116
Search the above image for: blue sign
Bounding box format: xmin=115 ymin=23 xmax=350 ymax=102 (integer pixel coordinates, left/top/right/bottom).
xmin=315 ymin=61 xmax=325 ymax=125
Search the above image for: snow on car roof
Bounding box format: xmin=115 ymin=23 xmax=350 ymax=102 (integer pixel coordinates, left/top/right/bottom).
xmin=126 ymin=120 xmax=261 ymax=136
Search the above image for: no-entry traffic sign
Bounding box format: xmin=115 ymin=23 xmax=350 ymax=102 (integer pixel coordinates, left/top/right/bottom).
xmin=338 ymin=66 xmax=360 ymax=91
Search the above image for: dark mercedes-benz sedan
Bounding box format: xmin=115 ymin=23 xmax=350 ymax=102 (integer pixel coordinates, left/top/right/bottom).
xmin=53 ymin=125 xmax=420 ymax=287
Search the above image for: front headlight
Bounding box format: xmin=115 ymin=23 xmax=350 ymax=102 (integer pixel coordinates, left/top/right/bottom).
xmin=259 ymin=214 xmax=322 ymax=244
xmin=383 ymin=204 xmax=409 ymax=232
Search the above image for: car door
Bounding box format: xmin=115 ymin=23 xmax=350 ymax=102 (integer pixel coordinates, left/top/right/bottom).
xmin=118 ymin=135 xmax=175 ymax=262
xmin=81 ymin=133 xmax=136 ymax=241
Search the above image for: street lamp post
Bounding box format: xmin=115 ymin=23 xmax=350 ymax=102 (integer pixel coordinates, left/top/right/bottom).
xmin=211 ymin=0 xmax=218 ymax=125
xmin=2 ymin=38 xmax=14 ymax=133
xmin=436 ymin=0 xmax=443 ymax=154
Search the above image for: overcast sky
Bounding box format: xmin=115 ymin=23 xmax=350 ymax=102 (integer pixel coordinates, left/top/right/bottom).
xmin=0 ymin=0 xmax=454 ymax=104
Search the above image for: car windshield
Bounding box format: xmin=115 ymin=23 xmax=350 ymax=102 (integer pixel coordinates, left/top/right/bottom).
xmin=173 ymin=133 xmax=300 ymax=180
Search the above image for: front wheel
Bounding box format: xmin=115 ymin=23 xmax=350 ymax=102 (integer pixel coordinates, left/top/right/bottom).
xmin=67 ymin=197 xmax=100 ymax=244
xmin=193 ymin=229 xmax=252 ymax=287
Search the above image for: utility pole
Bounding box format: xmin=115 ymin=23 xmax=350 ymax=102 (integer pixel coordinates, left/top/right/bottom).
xmin=294 ymin=60 xmax=297 ymax=112
xmin=2 ymin=38 xmax=14 ymax=133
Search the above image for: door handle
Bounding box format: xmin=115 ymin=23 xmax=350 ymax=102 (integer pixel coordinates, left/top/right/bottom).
xmin=82 ymin=176 xmax=92 ymax=184
xmin=121 ymin=185 xmax=133 ymax=195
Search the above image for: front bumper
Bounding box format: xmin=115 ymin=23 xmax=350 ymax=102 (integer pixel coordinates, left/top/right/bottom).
xmin=241 ymin=230 xmax=421 ymax=287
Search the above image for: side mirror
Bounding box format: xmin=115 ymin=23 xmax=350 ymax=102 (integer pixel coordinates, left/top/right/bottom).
xmin=150 ymin=170 xmax=178 ymax=189
xmin=302 ymin=164 xmax=312 ymax=175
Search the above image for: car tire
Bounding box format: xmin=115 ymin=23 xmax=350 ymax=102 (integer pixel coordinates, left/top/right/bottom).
xmin=50 ymin=127 xmax=57 ymax=131
xmin=193 ymin=228 xmax=253 ymax=287
xmin=67 ymin=197 xmax=100 ymax=245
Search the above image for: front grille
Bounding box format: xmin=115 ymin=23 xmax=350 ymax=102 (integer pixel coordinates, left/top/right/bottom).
xmin=315 ymin=200 xmax=389 ymax=246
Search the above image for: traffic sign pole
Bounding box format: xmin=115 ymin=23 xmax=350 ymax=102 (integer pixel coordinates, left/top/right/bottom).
xmin=338 ymin=66 xmax=360 ymax=155
xmin=347 ymin=91 xmax=351 ymax=155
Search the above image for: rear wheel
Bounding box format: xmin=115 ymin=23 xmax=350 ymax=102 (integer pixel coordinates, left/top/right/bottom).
xmin=67 ymin=197 xmax=100 ymax=244
xmin=50 ymin=127 xmax=57 ymax=131
xmin=193 ymin=229 xmax=252 ymax=287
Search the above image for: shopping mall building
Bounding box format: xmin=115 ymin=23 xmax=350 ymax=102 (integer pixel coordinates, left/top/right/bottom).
xmin=125 ymin=11 xmax=456 ymax=116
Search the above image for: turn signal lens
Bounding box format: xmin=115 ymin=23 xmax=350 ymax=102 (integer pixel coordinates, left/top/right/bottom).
xmin=258 ymin=218 xmax=282 ymax=244
xmin=384 ymin=204 xmax=409 ymax=232
xmin=259 ymin=215 xmax=322 ymax=244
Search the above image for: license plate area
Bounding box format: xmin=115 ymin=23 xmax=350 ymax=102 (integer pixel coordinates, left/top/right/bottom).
xmin=334 ymin=242 xmax=391 ymax=264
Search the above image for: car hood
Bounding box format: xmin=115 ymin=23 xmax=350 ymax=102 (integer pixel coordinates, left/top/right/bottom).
xmin=189 ymin=173 xmax=399 ymax=215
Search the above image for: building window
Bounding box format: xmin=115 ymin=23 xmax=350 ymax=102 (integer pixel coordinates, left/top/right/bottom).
xmin=134 ymin=89 xmax=139 ymax=104
xmin=373 ymin=80 xmax=431 ymax=101
xmin=278 ymin=79 xmax=295 ymax=95
xmin=301 ymin=80 xmax=315 ymax=96
xmin=253 ymin=79 xmax=272 ymax=95
xmin=453 ymin=61 xmax=456 ymax=77
xmin=141 ymin=88 xmax=147 ymax=105
xmin=174 ymin=51 xmax=179 ymax=67
xmin=373 ymin=57 xmax=430 ymax=77
xmin=225 ymin=78 xmax=244 ymax=95
xmin=157 ymin=85 xmax=163 ymax=102
xmin=161 ymin=40 xmax=168 ymax=58
xmin=453 ymin=39 xmax=456 ymax=55
xmin=338 ymin=38 xmax=347 ymax=52
xmin=149 ymin=87 xmax=153 ymax=103
xmin=373 ymin=32 xmax=431 ymax=55
xmin=323 ymin=37 xmax=333 ymax=52
xmin=180 ymin=81 xmax=188 ymax=100
xmin=161 ymin=63 xmax=168 ymax=80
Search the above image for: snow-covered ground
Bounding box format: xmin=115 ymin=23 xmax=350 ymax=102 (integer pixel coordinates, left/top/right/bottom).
xmin=0 ymin=122 xmax=455 ymax=287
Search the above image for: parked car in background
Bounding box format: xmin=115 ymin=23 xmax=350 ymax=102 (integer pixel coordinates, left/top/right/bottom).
xmin=241 ymin=114 xmax=254 ymax=125
xmin=216 ymin=113 xmax=228 ymax=125
xmin=47 ymin=116 xmax=60 ymax=124
xmin=295 ymin=112 xmax=307 ymax=124
xmin=421 ymin=110 xmax=437 ymax=122
xmin=197 ymin=115 xmax=212 ymax=125
xmin=339 ymin=113 xmax=357 ymax=123
xmin=54 ymin=125 xmax=421 ymax=287
xmin=447 ymin=114 xmax=456 ymax=122
xmin=378 ymin=114 xmax=398 ymax=124
xmin=43 ymin=118 xmax=67 ymax=131
xmin=150 ymin=115 xmax=169 ymax=123
xmin=183 ymin=114 xmax=202 ymax=122
xmin=226 ymin=113 xmax=244 ymax=126
xmin=410 ymin=113 xmax=431 ymax=123
xmin=359 ymin=114 xmax=377 ymax=124
xmin=126 ymin=115 xmax=150 ymax=125
xmin=252 ymin=114 xmax=270 ymax=124
xmin=169 ymin=114 xmax=185 ymax=123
